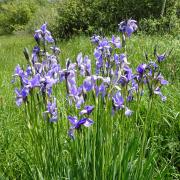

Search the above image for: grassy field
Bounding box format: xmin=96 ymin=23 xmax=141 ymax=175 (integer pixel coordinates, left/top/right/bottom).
xmin=0 ymin=33 xmax=180 ymax=179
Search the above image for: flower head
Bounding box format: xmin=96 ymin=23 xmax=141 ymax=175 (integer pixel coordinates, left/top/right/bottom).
xmin=68 ymin=116 xmax=94 ymax=139
xmin=125 ymin=107 xmax=133 ymax=116
xmin=15 ymin=87 xmax=29 ymax=106
xmin=136 ymin=64 xmax=147 ymax=75
xmin=118 ymin=19 xmax=138 ymax=37
xmin=80 ymin=105 xmax=94 ymax=115
xmin=46 ymin=98 xmax=58 ymax=122
xmin=34 ymin=23 xmax=54 ymax=43
xmin=112 ymin=91 xmax=124 ymax=109
xmin=110 ymin=35 xmax=121 ymax=48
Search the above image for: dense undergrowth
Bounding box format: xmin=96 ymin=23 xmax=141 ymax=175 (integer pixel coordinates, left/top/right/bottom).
xmin=0 ymin=0 xmax=179 ymax=37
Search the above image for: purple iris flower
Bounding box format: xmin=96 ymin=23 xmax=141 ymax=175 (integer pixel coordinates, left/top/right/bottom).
xmin=91 ymin=35 xmax=100 ymax=44
xmin=69 ymin=84 xmax=78 ymax=96
xmin=77 ymin=52 xmax=83 ymax=66
xmin=41 ymin=23 xmax=54 ymax=43
xmin=154 ymin=46 xmax=172 ymax=63
xmin=94 ymin=49 xmax=103 ymax=71
xmin=67 ymin=71 xmax=76 ymax=85
xmin=50 ymin=46 xmax=61 ymax=55
xmin=59 ymin=60 xmax=76 ymax=85
xmin=154 ymin=87 xmax=167 ymax=102
xmin=34 ymin=32 xmax=41 ymax=43
xmin=124 ymin=65 xmax=133 ymax=81
xmin=34 ymin=23 xmax=54 ymax=43
xmin=94 ymin=49 xmax=102 ymax=60
xmin=74 ymin=95 xmax=84 ymax=109
xmin=64 ymin=59 xmax=76 ymax=72
xmin=67 ymin=71 xmax=78 ymax=96
xmin=26 ymin=66 xmax=32 ymax=76
xmin=98 ymin=38 xmax=109 ymax=49
xmin=84 ymin=56 xmax=91 ymax=75
xmin=77 ymin=53 xmax=91 ymax=76
xmin=157 ymin=74 xmax=168 ymax=85
xmin=117 ymin=66 xmax=132 ymax=86
xmin=34 ymin=63 xmax=43 ymax=74
xmin=41 ymin=23 xmax=47 ymax=32
xmin=96 ymin=38 xmax=112 ymax=60
xmin=46 ymin=98 xmax=58 ymax=122
xmin=127 ymin=90 xmax=134 ymax=102
xmin=68 ymin=116 xmax=94 ymax=139
xmin=80 ymin=105 xmax=94 ymax=115
xmin=157 ymin=54 xmax=166 ymax=62
xmin=28 ymin=74 xmax=41 ymax=88
xmin=118 ymin=19 xmax=138 ymax=37
xmin=147 ymin=61 xmax=158 ymax=73
xmin=32 ymin=46 xmax=40 ymax=64
xmin=112 ymin=91 xmax=124 ymax=109
xmin=125 ymin=107 xmax=133 ymax=116
xmin=114 ymin=54 xmax=120 ymax=64
xmin=95 ymin=83 xmax=106 ymax=97
xmin=14 ymin=65 xmax=25 ymax=78
xmin=101 ymin=77 xmax=110 ymax=84
xmin=110 ymin=35 xmax=121 ymax=48
xmin=136 ymin=64 xmax=147 ymax=75
xmin=83 ymin=76 xmax=94 ymax=92
xmin=40 ymin=75 xmax=57 ymax=96
xmin=120 ymin=54 xmax=129 ymax=64
xmin=45 ymin=75 xmax=58 ymax=89
xmin=15 ymin=87 xmax=29 ymax=106
xmin=42 ymin=55 xmax=59 ymax=70
xmin=118 ymin=76 xmax=128 ymax=86
xmin=160 ymin=79 xmax=168 ymax=85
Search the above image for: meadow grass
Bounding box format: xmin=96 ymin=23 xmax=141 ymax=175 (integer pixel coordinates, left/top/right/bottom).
xmin=0 ymin=33 xmax=179 ymax=179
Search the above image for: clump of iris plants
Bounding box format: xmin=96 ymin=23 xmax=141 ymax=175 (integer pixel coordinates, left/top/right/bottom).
xmin=13 ymin=19 xmax=169 ymax=139
xmin=12 ymin=19 xmax=172 ymax=179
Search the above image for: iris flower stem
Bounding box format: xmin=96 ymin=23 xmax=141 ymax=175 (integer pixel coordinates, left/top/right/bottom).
xmin=93 ymin=97 xmax=99 ymax=180
xmin=139 ymin=96 xmax=153 ymax=176
xmin=136 ymin=83 xmax=143 ymax=125
xmin=27 ymin=92 xmax=45 ymax=176
xmin=117 ymin=109 xmax=124 ymax=179
xmin=122 ymin=33 xmax=127 ymax=53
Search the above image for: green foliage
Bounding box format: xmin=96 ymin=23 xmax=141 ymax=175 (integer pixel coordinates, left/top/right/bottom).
xmin=55 ymin=0 xmax=179 ymax=38
xmin=0 ymin=0 xmax=179 ymax=37
xmin=139 ymin=17 xmax=180 ymax=35
xmin=26 ymin=5 xmax=58 ymax=36
xmin=139 ymin=0 xmax=180 ymax=35
xmin=0 ymin=0 xmax=179 ymax=36
xmin=54 ymin=0 xmax=93 ymax=38
xmin=0 ymin=0 xmax=37 ymax=34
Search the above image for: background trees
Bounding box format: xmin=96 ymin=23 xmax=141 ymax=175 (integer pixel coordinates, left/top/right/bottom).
xmin=0 ymin=0 xmax=179 ymax=37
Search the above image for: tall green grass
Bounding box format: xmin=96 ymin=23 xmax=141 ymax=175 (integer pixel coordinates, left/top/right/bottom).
xmin=0 ymin=34 xmax=179 ymax=179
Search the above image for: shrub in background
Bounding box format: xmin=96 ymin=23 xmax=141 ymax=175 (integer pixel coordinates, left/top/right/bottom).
xmin=0 ymin=0 xmax=37 ymax=34
xmin=26 ymin=5 xmax=58 ymax=37
xmin=55 ymin=0 xmax=179 ymax=39
xmin=0 ymin=0 xmax=179 ymax=37
xmin=54 ymin=0 xmax=94 ymax=38
xmin=139 ymin=0 xmax=180 ymax=35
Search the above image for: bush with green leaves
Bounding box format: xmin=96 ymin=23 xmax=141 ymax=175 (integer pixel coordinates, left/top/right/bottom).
xmin=0 ymin=0 xmax=37 ymax=34
xmin=55 ymin=0 xmax=179 ymax=38
xmin=26 ymin=5 xmax=58 ymax=37
xmin=139 ymin=0 xmax=180 ymax=35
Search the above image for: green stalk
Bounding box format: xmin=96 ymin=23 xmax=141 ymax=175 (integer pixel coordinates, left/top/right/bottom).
xmin=138 ymin=96 xmax=153 ymax=178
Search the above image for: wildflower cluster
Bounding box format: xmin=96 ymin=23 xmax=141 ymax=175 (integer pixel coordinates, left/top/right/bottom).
xmin=13 ymin=19 xmax=169 ymax=139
